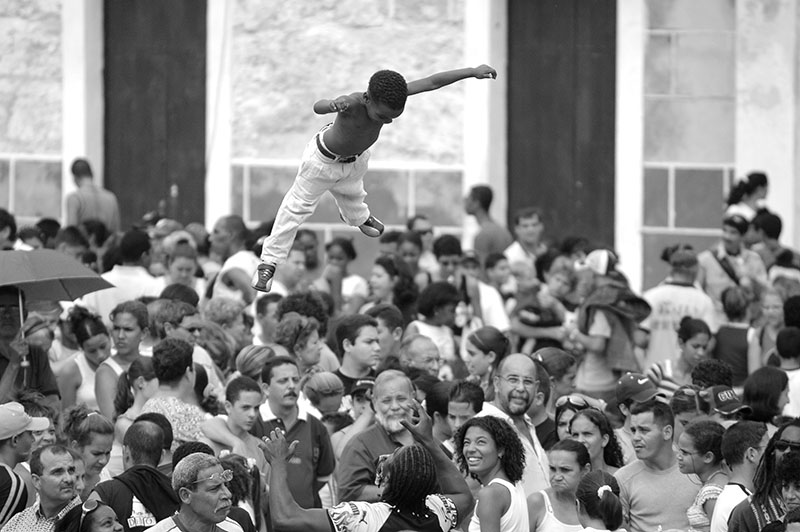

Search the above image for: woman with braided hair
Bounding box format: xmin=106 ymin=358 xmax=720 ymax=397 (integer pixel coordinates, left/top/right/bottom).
xmin=262 ymin=399 xmax=473 ymax=532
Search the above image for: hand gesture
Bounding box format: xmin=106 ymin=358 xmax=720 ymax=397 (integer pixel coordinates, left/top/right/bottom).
xmin=473 ymin=64 xmax=497 ymax=79
xmin=260 ymin=429 xmax=298 ymax=465
xmin=399 ymin=399 xmax=435 ymax=447
xmin=7 ymin=330 xmax=28 ymax=366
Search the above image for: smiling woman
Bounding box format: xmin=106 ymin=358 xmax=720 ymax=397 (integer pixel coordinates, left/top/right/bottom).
xmin=453 ymin=416 xmax=528 ymax=532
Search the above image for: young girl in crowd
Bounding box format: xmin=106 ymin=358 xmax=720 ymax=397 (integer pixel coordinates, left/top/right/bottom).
xmin=95 ymin=300 xmax=149 ymax=420
xmin=406 ymin=281 xmax=460 ymax=378
xmin=647 ymin=317 xmax=711 ymax=398
xmin=64 ymin=404 xmax=115 ymax=499
xmin=575 ymin=471 xmax=625 ymax=532
xmin=712 ymin=286 xmax=752 ymax=387
xmin=528 ymin=439 xmax=591 ymax=532
xmin=748 ymin=288 xmax=785 ymax=370
xmin=454 ymin=416 xmax=528 ymax=532
xmin=106 ymin=356 xmax=158 ymax=477
xmin=396 ymin=230 xmax=431 ymax=291
xmin=676 ymin=420 xmax=727 ymax=532
xmin=570 ymin=409 xmax=625 ymax=475
xmin=463 ymin=326 xmax=510 ymax=402
xmin=554 ymin=394 xmax=603 ymax=442
xmin=312 ymin=237 xmax=369 ymax=315
xmin=742 ymin=366 xmax=790 ymax=434
xmin=362 ymin=254 xmax=419 ymax=325
xmin=536 ymin=347 xmax=578 ymax=418
xmin=57 ymin=306 xmax=112 ymax=410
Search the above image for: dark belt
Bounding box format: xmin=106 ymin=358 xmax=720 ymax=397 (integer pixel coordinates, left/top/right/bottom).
xmin=316 ymin=134 xmax=358 ymax=164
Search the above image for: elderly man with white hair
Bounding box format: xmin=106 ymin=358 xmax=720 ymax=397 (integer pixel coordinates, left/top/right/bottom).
xmin=144 ymin=453 xmax=241 ymax=532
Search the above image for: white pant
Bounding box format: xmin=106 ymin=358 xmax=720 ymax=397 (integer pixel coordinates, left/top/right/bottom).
xmin=260 ymin=135 xmax=371 ymax=265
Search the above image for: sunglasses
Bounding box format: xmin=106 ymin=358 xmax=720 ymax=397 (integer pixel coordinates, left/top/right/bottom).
xmin=191 ymin=469 xmax=233 ymax=486
xmin=555 ymin=394 xmax=590 ymax=409
xmin=775 ymin=440 xmax=800 ymax=453
xmin=79 ymin=499 xmax=101 ymax=530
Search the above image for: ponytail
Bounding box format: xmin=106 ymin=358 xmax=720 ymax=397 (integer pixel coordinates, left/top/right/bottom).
xmin=576 ymin=470 xmax=623 ymax=531
xmin=113 ymin=371 xmax=134 ymax=419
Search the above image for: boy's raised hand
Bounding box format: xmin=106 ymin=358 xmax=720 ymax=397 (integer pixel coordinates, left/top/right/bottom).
xmin=474 ymin=64 xmax=497 ymax=79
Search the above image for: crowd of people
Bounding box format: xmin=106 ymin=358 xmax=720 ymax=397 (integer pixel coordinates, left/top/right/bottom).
xmin=1 ymin=163 xmax=800 ymax=532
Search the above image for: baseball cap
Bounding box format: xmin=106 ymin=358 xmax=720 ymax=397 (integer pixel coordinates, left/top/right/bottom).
xmin=708 ymin=386 xmax=752 ymax=415
xmin=616 ymin=373 xmax=658 ymax=404
xmin=351 ymin=378 xmax=375 ymax=397
xmin=0 ymin=402 xmax=50 ymax=439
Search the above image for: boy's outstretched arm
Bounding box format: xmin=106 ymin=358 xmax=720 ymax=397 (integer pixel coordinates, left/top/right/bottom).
xmin=407 ymin=64 xmax=496 ymax=96
xmin=313 ymin=94 xmax=358 ymax=114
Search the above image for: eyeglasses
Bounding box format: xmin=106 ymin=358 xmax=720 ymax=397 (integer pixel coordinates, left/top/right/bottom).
xmin=79 ymin=499 xmax=101 ymax=530
xmin=498 ymin=375 xmax=537 ymax=389
xmin=555 ymin=394 xmax=590 ymax=409
xmin=775 ymin=440 xmax=800 ymax=453
xmin=191 ymin=469 xmax=233 ymax=486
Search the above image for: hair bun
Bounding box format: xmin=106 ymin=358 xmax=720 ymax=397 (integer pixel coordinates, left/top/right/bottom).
xmin=597 ymin=485 xmax=612 ymax=498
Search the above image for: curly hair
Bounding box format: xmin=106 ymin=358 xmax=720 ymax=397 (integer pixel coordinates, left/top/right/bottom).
xmin=276 ymin=291 xmax=330 ymax=335
xmin=691 ymin=359 xmax=733 ymax=389
xmin=380 ymin=444 xmax=439 ymax=514
xmin=570 ymin=409 xmax=624 ymax=469
xmin=368 ymin=70 xmax=408 ymax=111
xmin=454 ymin=416 xmax=525 ymax=484
xmin=683 ymin=419 xmax=725 ymax=466
xmin=275 ymin=312 xmax=320 ymax=356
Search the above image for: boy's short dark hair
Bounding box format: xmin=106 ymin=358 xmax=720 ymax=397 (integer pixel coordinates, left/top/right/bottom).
xmin=432 ymin=234 xmax=462 ymax=259
xmin=152 ymin=338 xmax=194 ymax=384
xmin=368 ymin=70 xmax=408 ymax=111
xmin=160 ymin=283 xmax=199 ymax=308
xmin=629 ymin=399 xmax=674 ymax=430
xmin=786 ymin=296 xmax=800 ymax=328
xmin=721 ymin=420 xmax=768 ymax=467
xmin=335 ymin=314 xmax=378 ymax=356
xmin=448 ymin=380 xmax=484 ymax=414
xmin=365 ymin=303 xmax=404 ymax=331
xmin=120 ymin=229 xmax=151 ymax=263
xmin=692 ymin=359 xmax=734 ymax=388
xmin=424 ymin=381 xmax=453 ymax=419
xmin=485 ymin=253 xmax=508 ymax=271
xmin=226 ymin=375 xmax=262 ymax=404
xmin=777 ymin=327 xmax=800 ymax=360
xmin=753 ymin=212 xmax=782 ymax=240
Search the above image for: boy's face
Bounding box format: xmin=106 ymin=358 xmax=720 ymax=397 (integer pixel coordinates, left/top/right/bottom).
xmin=226 ymin=390 xmax=262 ymax=433
xmin=366 ymin=99 xmax=403 ymax=124
xmin=487 ymin=259 xmax=511 ymax=286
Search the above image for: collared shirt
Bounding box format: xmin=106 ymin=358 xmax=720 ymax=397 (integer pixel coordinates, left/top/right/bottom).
xmin=475 ymin=402 xmax=550 ymax=496
xmin=1 ymin=495 xmax=81 ymax=532
xmin=335 ymin=423 xmax=403 ymax=503
xmin=255 ymin=402 xmax=334 ymax=508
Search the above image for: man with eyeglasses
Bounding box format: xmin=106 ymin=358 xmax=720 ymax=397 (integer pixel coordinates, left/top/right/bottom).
xmin=711 ymin=421 xmax=769 ymax=532
xmin=473 ymin=353 xmax=550 ymax=496
xmin=2 ymin=444 xmax=79 ymax=532
xmin=143 ymin=453 xmax=241 ymax=532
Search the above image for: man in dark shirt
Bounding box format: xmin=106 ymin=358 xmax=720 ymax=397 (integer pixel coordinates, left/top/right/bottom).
xmin=92 ymin=420 xmax=179 ymax=532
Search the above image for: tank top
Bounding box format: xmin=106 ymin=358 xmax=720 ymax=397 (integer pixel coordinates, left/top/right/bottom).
xmin=74 ymin=353 xmax=99 ymax=410
xmin=537 ymin=490 xmax=584 ymax=532
xmin=469 ymin=478 xmax=529 ymax=532
xmin=101 ymin=357 xmax=126 ymax=377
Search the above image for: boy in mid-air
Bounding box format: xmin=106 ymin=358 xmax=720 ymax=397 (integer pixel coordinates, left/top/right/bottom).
xmin=251 ymin=64 xmax=497 ymax=292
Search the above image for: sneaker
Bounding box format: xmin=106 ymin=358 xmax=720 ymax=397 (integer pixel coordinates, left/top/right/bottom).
xmin=358 ymin=215 xmax=384 ymax=238
xmin=251 ymin=262 xmax=276 ymax=292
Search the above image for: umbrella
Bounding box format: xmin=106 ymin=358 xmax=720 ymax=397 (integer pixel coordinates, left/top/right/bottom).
xmin=0 ymin=249 xmax=113 ymax=301
xmin=0 ymin=250 xmax=113 ymax=376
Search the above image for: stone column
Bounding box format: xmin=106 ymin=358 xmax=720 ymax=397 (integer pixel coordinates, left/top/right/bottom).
xmin=462 ymin=0 xmax=508 ymax=250
xmin=61 ymin=0 xmax=104 ymax=208
xmin=736 ymin=0 xmax=798 ymax=248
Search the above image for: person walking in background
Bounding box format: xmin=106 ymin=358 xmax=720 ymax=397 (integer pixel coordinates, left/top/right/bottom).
xmin=65 ymin=158 xmax=120 ymax=233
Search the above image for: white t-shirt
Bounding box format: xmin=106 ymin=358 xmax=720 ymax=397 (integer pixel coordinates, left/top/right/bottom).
xmin=783 ymin=368 xmax=800 ymax=418
xmin=710 ymin=483 xmax=751 ymax=532
xmin=642 ymin=282 xmax=717 ymax=365
xmin=212 ymin=250 xmax=260 ymax=305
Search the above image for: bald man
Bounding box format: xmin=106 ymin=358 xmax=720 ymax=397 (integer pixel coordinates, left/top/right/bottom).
xmin=475 ymin=353 xmax=550 ymax=495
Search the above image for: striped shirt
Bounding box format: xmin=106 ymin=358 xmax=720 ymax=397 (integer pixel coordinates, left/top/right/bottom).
xmin=0 ymin=464 xmax=27 ymax=528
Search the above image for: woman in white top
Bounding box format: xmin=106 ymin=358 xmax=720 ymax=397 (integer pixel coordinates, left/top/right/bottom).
xmin=575 ymin=470 xmax=625 ymax=532
xmin=95 ymin=300 xmax=149 ymax=420
xmin=725 ymin=172 xmax=768 ymax=223
xmin=57 ymin=306 xmax=112 ymax=410
xmin=106 ymin=356 xmax=159 ymax=477
xmin=454 ymin=416 xmax=529 ymax=532
xmin=529 ymin=439 xmax=591 ymax=532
